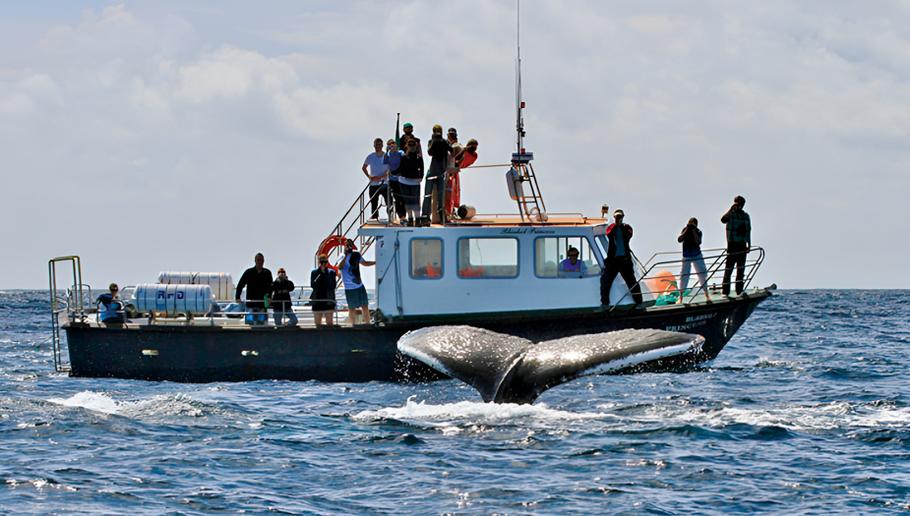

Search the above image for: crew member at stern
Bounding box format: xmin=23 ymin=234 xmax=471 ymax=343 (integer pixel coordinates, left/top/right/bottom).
xmin=235 ymin=253 xmax=273 ymax=324
xmin=600 ymin=209 xmax=644 ymax=307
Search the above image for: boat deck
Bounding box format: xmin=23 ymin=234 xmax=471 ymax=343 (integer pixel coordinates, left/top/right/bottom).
xmin=363 ymin=213 xmax=603 ymax=227
xmin=67 ymin=287 xmax=750 ymax=330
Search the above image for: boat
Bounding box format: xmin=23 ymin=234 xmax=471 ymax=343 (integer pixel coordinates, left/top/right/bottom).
xmin=45 ymin=19 xmax=773 ymax=385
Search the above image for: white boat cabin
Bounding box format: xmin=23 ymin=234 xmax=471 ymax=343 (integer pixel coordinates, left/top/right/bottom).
xmin=360 ymin=215 xmax=647 ymax=319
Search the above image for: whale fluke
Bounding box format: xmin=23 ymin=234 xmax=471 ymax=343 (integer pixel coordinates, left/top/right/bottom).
xmin=398 ymin=326 xmax=705 ymax=404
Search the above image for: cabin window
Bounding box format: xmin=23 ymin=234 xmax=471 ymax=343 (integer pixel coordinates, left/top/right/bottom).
xmin=535 ymin=237 xmax=601 ymax=278
xmin=457 ymin=238 xmax=518 ymax=278
xmin=410 ymin=238 xmax=443 ymax=279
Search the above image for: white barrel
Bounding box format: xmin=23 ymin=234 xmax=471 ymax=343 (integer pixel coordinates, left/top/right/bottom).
xmin=157 ymin=271 xmax=235 ymax=300
xmin=456 ymin=205 xmax=476 ymax=220
xmin=133 ymin=284 xmax=214 ymax=316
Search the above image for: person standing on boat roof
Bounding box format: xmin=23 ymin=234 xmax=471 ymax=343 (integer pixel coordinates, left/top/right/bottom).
xmin=97 ymin=283 xmax=125 ymax=324
xmin=397 ymin=138 xmax=424 ymax=226
xmin=384 ymin=139 xmax=405 ymax=223
xmin=559 ymin=247 xmax=587 ymax=278
xmin=399 ymin=122 xmax=423 ymax=158
xmin=270 ymin=268 xmax=298 ymax=326
xmin=341 ymin=239 xmax=375 ymax=325
xmin=235 ymin=253 xmax=273 ymax=323
xmin=444 ymin=128 xmax=464 ymax=217
xmin=423 ymin=124 xmax=452 ymax=224
xmin=363 ymin=138 xmax=390 ymax=220
xmin=721 ymin=196 xmax=752 ymax=296
xmin=677 ymin=218 xmax=711 ymax=304
xmin=459 ymin=139 xmax=479 ymax=169
xmin=311 ymin=254 xmax=337 ymax=327
xmin=600 ymin=209 xmax=644 ymax=306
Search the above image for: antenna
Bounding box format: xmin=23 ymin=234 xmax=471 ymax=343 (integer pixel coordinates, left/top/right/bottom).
xmin=515 ymin=0 xmax=524 ymax=154
xmin=508 ymin=0 xmax=544 ymax=223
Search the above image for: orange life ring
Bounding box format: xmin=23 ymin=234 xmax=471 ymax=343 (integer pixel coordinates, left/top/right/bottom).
xmin=317 ymin=235 xmax=351 ymax=274
xmin=318 ymin=235 xmax=357 ymax=258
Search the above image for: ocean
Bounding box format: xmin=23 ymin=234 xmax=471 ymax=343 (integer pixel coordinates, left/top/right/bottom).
xmin=1 ymin=290 xmax=908 ymax=515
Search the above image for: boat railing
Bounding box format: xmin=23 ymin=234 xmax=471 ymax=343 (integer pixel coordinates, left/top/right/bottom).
xmin=48 ymin=256 xmax=85 ymax=372
xmin=318 ymin=183 xmax=387 ymax=276
xmin=102 ymin=286 xmax=371 ymax=328
xmin=608 ymin=246 xmax=766 ymax=310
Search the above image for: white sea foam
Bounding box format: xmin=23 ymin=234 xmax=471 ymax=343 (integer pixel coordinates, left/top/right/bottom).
xmin=47 ymin=391 xmax=209 ymax=418
xmin=658 ymin=401 xmax=910 ymax=432
xmin=353 ymin=396 xmax=610 ymax=425
xmin=48 ymin=391 xmax=121 ymax=414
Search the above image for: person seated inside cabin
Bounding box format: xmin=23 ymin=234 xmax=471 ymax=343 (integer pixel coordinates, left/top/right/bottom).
xmin=558 ymin=247 xmax=587 ymax=278
xmin=271 ymin=268 xmax=298 ymax=326
xmin=97 ymin=283 xmax=125 ymax=324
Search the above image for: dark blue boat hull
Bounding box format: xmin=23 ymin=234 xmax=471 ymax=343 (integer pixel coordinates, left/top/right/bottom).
xmin=63 ymin=292 xmax=770 ymax=383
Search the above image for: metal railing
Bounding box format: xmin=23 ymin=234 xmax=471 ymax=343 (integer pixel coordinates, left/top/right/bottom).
xmin=48 ymin=256 xmax=85 ymax=372
xmin=608 ymin=246 xmax=766 ymax=310
xmin=317 ymin=183 xmax=385 ymax=271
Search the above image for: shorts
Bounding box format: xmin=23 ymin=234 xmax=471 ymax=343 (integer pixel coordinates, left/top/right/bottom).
xmin=312 ymin=300 xmax=336 ymax=312
xmin=344 ymin=285 xmax=369 ymax=309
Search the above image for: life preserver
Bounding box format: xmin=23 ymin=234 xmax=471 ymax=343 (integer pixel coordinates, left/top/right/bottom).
xmin=317 ymin=235 xmax=349 ymax=275
xmin=318 ymin=235 xmax=358 ymax=257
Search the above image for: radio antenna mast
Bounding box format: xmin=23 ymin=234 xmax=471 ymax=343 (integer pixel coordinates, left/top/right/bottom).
xmin=515 ymin=0 xmax=525 ymax=154
xmin=508 ymin=0 xmax=546 ymax=222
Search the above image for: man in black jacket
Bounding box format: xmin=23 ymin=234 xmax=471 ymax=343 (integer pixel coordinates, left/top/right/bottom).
xmin=235 ymin=253 xmax=273 ymax=324
xmin=600 ymin=210 xmax=643 ymax=306
xmin=422 ymin=124 xmax=451 ymax=224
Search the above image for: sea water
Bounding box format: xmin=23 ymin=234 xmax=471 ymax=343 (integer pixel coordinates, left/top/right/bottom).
xmin=1 ymin=290 xmax=908 ymax=515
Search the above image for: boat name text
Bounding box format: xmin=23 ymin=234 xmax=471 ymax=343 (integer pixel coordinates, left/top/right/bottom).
xmin=665 ymin=312 xmax=717 ymax=332
xmin=499 ymin=228 xmax=556 ymax=235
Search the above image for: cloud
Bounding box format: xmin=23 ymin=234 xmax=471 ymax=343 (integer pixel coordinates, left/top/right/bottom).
xmin=1 ymin=1 xmax=909 ymax=289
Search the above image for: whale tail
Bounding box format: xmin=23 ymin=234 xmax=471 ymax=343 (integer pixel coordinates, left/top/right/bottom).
xmin=398 ymin=326 xmax=705 ymax=404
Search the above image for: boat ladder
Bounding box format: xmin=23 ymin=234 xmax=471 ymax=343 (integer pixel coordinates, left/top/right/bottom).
xmin=48 ymin=255 xmax=89 ymax=372
xmin=317 ymin=183 xmax=386 ymax=275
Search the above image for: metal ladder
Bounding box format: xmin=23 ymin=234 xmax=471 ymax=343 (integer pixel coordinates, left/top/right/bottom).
xmin=48 ymin=255 xmax=87 ymax=372
xmin=316 ymin=183 xmax=386 ymax=269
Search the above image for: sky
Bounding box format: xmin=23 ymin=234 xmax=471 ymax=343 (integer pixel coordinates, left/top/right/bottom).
xmin=2 ymin=1 xmax=910 ymax=290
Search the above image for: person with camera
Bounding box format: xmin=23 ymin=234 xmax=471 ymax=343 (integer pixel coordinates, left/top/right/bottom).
xmin=721 ymin=196 xmax=752 ymax=296
xmin=600 ymin=209 xmax=643 ymax=306
xmin=270 ymin=268 xmax=298 ymax=326
xmin=677 ymin=218 xmax=711 ymax=303
xmin=423 ymin=124 xmax=451 ymax=224
xmin=310 ymin=254 xmax=337 ymax=327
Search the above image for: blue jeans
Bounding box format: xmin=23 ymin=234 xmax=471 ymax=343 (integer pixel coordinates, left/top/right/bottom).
xmin=273 ymin=308 xmax=298 ymax=326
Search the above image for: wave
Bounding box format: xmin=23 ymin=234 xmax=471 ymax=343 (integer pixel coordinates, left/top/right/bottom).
xmin=46 ymin=390 xmax=239 ymax=420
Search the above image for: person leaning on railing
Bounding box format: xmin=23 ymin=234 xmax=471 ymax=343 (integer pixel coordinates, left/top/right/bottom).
xmin=97 ymin=283 xmax=125 ymax=324
xmin=235 ymin=253 xmax=273 ymax=324
xmin=677 ymin=218 xmax=711 ymax=303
